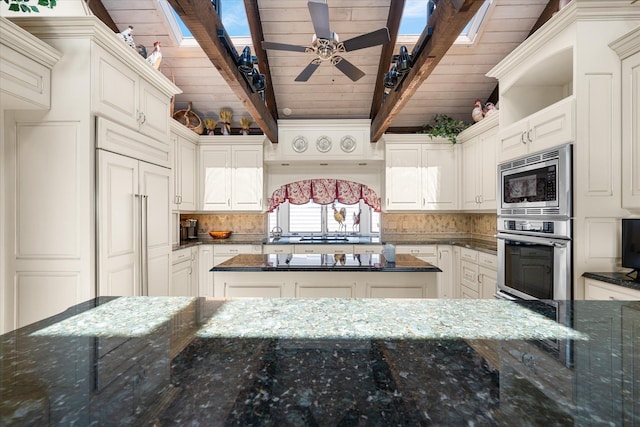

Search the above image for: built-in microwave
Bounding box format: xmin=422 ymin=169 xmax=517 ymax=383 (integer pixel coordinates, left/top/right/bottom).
xmin=498 ymin=144 xmax=572 ymax=217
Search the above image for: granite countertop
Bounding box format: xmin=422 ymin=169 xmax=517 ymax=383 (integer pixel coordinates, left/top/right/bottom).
xmin=175 ymin=234 xmax=497 ymax=255
xmin=583 ymin=271 xmax=640 ymax=292
xmin=2 ymin=297 xmax=638 ymax=425
xmin=211 ymin=253 xmax=442 ymax=273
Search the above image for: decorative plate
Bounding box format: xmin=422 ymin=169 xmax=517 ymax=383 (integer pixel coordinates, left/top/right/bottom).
xmin=292 ymin=136 xmax=308 ymax=153
xmin=316 ymin=136 xmax=332 ymax=153
xmin=340 ymin=135 xmax=357 ymax=153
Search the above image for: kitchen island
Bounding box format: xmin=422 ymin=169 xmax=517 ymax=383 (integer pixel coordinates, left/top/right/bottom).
xmin=210 ymin=253 xmax=441 ymax=298
xmin=1 ymin=297 xmax=638 ymax=425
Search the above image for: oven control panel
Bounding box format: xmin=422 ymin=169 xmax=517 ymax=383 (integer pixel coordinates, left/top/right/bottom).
xmin=498 ymin=218 xmax=572 ymax=239
xmin=502 ymin=219 xmax=554 ymax=233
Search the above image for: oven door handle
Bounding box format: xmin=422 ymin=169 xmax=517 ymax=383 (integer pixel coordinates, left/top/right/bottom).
xmin=496 ymin=233 xmax=569 ymax=248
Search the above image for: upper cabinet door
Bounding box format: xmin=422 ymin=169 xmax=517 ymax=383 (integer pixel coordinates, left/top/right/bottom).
xmin=92 ymin=44 xmax=172 ymax=142
xmin=138 ymin=79 xmax=171 ymax=141
xmin=231 ymin=145 xmax=263 ymax=211
xmin=200 ymin=146 xmax=232 ymax=210
xmin=422 ymin=144 xmax=458 ymax=210
xmin=385 ymin=144 xmax=422 ymax=211
xmin=177 ymin=137 xmax=197 ymax=211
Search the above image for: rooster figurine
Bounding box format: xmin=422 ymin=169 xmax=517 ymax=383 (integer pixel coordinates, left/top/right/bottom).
xmin=484 ymin=102 xmax=498 ymax=116
xmin=146 ymin=41 xmax=162 ymax=70
xmin=116 ymin=25 xmax=135 ymax=49
xmin=332 ymin=203 xmax=347 ymax=233
xmin=472 ymin=99 xmax=485 ymax=122
xmin=353 ymin=210 xmax=361 ymax=232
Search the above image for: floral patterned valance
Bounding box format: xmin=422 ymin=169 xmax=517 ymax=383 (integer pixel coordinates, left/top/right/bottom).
xmin=268 ymin=179 xmax=381 ymax=212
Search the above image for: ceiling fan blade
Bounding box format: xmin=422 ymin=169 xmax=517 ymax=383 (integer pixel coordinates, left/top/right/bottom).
xmin=295 ymin=61 xmax=321 ymax=82
xmin=334 ymin=57 xmax=365 ymax=82
xmin=342 ymin=27 xmax=390 ymax=52
xmin=308 ymin=1 xmax=331 ymax=40
xmin=262 ymin=41 xmax=307 ymax=53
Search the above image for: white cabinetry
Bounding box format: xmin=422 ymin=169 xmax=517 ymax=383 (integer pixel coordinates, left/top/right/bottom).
xmin=584 ymin=278 xmax=640 ymax=300
xmin=458 ymin=114 xmax=498 ymax=210
xmin=612 ymin=27 xmax=640 ymax=209
xmin=97 ymin=146 xmax=172 ymax=297
xmin=437 ymin=245 xmax=453 ymax=298
xmin=170 ymin=121 xmax=197 ymax=211
xmin=496 ymin=97 xmax=574 ymax=163
xmin=0 ymin=17 xmax=60 ymax=110
xmin=396 ymin=244 xmax=454 ymax=298
xmin=487 ymin=2 xmax=640 ymax=299
xmin=458 ymin=248 xmax=497 ymax=299
xmin=171 ymin=247 xmax=197 ymax=296
xmin=199 ymin=137 xmax=264 ymax=211
xmin=92 ymin=44 xmax=172 ymax=142
xmin=384 ymin=136 xmax=458 ymax=211
xmin=198 ymin=245 xmax=214 ymax=297
xmin=1 ymin=17 xmax=179 ymax=332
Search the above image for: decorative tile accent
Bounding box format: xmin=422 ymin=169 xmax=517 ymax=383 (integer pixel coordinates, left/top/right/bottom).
xmin=181 ymin=213 xmax=267 ymax=235
xmin=381 ymin=213 xmax=497 ymax=243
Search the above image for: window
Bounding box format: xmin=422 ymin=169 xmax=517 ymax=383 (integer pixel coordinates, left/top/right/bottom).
xmin=268 ymin=200 xmax=379 ymax=235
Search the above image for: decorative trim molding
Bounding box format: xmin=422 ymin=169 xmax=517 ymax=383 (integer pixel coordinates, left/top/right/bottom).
xmin=0 ymin=16 xmax=61 ymax=67
xmin=610 ymin=25 xmax=640 ymax=59
xmin=10 ymin=16 xmax=181 ymax=97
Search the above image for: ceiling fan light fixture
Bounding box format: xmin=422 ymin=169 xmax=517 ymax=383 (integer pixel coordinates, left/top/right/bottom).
xmin=396 ymin=45 xmax=413 ymax=75
xmin=238 ymin=46 xmax=254 ymax=75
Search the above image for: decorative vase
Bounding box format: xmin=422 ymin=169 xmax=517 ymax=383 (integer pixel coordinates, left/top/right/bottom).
xmin=241 ymin=129 xmax=249 ymax=135
xmin=222 ymin=122 xmax=230 ymax=135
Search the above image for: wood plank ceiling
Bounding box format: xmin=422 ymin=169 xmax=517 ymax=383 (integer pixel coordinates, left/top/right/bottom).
xmin=98 ymin=0 xmax=554 ymax=141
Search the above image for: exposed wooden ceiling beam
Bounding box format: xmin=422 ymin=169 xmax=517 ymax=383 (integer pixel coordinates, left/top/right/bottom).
xmin=85 ymin=0 xmax=118 ymax=32
xmin=370 ymin=0 xmax=485 ymax=142
xmin=167 ymin=0 xmax=278 ymax=143
xmin=369 ymin=0 xmax=405 ymax=120
xmin=244 ymin=0 xmax=278 ymax=123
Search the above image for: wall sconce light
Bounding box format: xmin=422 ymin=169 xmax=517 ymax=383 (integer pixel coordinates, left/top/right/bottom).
xmin=251 ymin=68 xmax=266 ymax=93
xmin=396 ymin=45 xmax=413 ymax=75
xmin=237 ymin=46 xmax=254 ymax=75
xmin=383 ymin=65 xmax=398 ymax=89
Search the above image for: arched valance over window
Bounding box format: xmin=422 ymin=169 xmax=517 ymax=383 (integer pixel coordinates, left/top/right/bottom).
xmin=267 ymin=179 xmax=381 ymax=212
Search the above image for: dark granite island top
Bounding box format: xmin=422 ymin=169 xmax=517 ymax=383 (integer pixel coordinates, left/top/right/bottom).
xmin=1 ymin=297 xmax=639 ymax=426
xmin=211 ymin=253 xmax=442 ymax=273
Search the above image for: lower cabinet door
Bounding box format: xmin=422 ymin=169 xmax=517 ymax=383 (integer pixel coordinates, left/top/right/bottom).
xmin=171 ymin=259 xmax=192 ymax=296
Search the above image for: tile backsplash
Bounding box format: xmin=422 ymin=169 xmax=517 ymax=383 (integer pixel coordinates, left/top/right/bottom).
xmin=381 ymin=213 xmax=497 ymax=242
xmin=181 ymin=212 xmax=496 ymax=241
xmin=182 ymin=213 xmax=267 ymax=235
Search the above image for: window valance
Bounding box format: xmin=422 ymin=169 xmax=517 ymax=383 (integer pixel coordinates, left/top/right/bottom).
xmin=267 ymin=179 xmax=381 ymax=212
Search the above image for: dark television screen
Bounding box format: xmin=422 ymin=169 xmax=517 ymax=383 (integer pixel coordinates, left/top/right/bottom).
xmin=622 ymin=219 xmax=640 ymax=272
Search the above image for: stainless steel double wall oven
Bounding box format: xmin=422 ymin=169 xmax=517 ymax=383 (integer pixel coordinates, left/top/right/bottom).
xmin=496 ymin=143 xmax=573 ymax=303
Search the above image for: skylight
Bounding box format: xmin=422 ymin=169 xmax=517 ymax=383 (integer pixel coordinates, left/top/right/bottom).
xmin=161 ymin=0 xmax=250 ymax=47
xmin=399 ymin=0 xmax=493 ymax=44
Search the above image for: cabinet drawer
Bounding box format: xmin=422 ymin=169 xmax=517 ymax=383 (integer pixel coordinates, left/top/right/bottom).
xmin=460 ymin=285 xmax=480 ymax=299
xmin=263 ymin=245 xmax=294 ymax=254
xmin=478 ymin=252 xmax=497 ymax=270
xmin=214 ymin=244 xmax=261 ymax=255
xmin=584 ymin=278 xmax=640 ymax=301
xmin=294 ymin=244 xmax=354 ymax=254
xmin=460 ymin=260 xmax=479 ymax=292
xmin=396 ymin=245 xmax=438 ymax=257
xmin=353 ymin=244 xmax=383 ymax=255
xmin=172 ymin=248 xmax=192 ymax=264
xmin=460 ymin=247 xmax=479 ymax=263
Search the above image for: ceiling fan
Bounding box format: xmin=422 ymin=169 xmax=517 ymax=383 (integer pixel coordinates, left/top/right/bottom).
xmin=261 ymin=0 xmax=390 ymax=82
